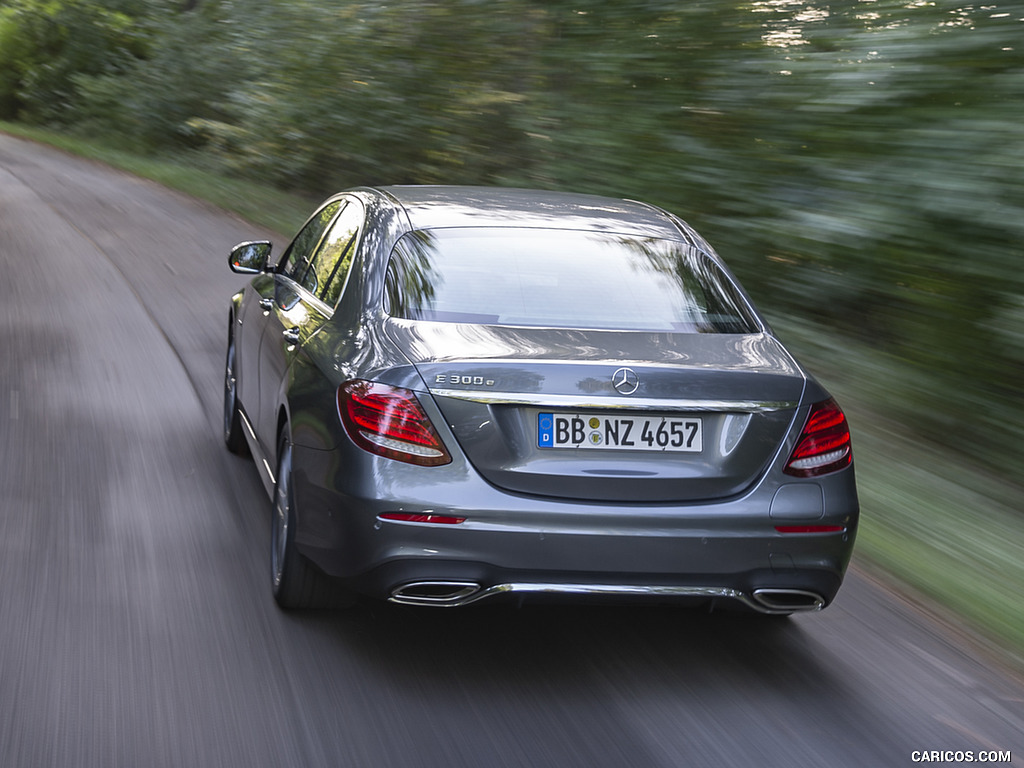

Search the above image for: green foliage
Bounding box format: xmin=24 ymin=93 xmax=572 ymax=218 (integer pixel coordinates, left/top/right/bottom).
xmin=0 ymin=8 xmax=29 ymax=117
xmin=711 ymin=1 xmax=1024 ymax=476
xmin=0 ymin=0 xmax=146 ymax=122
xmin=73 ymin=0 xmax=247 ymax=148
xmin=193 ymin=1 xmax=547 ymax=191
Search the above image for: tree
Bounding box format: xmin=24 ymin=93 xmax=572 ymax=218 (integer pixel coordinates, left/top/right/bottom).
xmin=0 ymin=0 xmax=146 ymax=122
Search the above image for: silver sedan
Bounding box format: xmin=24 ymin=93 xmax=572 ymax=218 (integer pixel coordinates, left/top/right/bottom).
xmin=223 ymin=186 xmax=858 ymax=614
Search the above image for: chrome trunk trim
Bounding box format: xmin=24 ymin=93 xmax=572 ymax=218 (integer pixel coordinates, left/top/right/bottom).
xmin=429 ymin=389 xmax=796 ymax=413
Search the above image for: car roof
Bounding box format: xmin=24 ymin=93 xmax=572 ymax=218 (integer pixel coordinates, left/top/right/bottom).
xmin=372 ymin=185 xmax=686 ymax=239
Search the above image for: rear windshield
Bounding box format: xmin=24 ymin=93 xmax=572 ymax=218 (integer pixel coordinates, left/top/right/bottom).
xmin=384 ymin=228 xmax=760 ymax=333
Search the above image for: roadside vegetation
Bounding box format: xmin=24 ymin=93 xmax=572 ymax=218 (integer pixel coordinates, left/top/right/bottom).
xmin=2 ymin=0 xmax=1021 ymax=663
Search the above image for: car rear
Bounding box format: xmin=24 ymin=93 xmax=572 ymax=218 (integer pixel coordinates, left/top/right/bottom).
xmin=297 ymin=211 xmax=859 ymax=613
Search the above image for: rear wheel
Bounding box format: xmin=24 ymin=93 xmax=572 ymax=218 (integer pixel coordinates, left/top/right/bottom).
xmin=223 ymin=332 xmax=248 ymax=455
xmin=271 ymin=435 xmax=330 ymax=609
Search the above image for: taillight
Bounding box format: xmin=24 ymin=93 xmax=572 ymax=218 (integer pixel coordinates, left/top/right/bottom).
xmin=784 ymin=398 xmax=852 ymax=477
xmin=338 ymin=380 xmax=451 ymax=466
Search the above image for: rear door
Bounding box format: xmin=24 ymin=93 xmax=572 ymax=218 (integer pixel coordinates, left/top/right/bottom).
xmin=254 ymin=197 xmax=363 ymax=451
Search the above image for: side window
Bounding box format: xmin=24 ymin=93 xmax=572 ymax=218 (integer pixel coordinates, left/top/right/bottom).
xmin=278 ymin=200 xmax=343 ymax=280
xmin=307 ymin=200 xmax=363 ymax=307
xmin=383 ymin=259 xmax=398 ymax=315
xmin=383 ymin=231 xmax=439 ymax=319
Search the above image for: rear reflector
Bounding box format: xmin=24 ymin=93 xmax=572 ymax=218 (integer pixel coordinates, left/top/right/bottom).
xmin=775 ymin=525 xmax=846 ymax=534
xmin=784 ymin=398 xmax=852 ymax=477
xmin=379 ymin=513 xmax=466 ymax=525
xmin=338 ymin=380 xmax=451 ymax=466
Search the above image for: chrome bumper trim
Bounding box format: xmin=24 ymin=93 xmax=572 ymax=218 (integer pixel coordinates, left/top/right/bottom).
xmin=389 ymin=582 xmax=820 ymax=614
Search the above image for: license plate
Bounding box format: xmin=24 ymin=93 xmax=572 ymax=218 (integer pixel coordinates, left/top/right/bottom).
xmin=537 ymin=412 xmax=703 ymax=452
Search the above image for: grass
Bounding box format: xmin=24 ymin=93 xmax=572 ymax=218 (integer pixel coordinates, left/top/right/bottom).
xmin=6 ymin=120 xmax=1024 ymax=670
xmin=854 ymin=438 xmax=1024 ymax=666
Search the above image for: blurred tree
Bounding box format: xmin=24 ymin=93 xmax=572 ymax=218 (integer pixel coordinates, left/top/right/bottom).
xmin=718 ymin=1 xmax=1024 ymax=471
xmin=192 ymin=0 xmax=544 ymax=191
xmin=72 ymin=0 xmax=248 ymax=149
xmin=0 ymin=0 xmax=146 ymax=122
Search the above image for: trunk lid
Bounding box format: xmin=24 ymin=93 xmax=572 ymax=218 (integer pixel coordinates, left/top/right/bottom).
xmin=386 ymin=319 xmax=807 ymax=502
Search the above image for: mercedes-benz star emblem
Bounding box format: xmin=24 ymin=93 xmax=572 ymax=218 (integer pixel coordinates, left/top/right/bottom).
xmin=612 ymin=367 xmax=640 ymax=396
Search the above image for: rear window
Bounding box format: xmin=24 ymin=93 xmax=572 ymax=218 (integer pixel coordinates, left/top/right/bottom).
xmin=384 ymin=228 xmax=760 ymax=333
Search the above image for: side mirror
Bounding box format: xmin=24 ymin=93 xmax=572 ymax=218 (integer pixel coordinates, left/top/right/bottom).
xmin=229 ymin=240 xmax=272 ymax=274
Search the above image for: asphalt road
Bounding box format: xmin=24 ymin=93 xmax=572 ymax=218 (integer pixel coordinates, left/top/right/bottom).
xmin=1 ymin=132 xmax=1021 ymax=768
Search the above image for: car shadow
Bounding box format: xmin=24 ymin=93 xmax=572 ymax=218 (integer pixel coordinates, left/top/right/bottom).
xmin=289 ymin=598 xmax=851 ymax=700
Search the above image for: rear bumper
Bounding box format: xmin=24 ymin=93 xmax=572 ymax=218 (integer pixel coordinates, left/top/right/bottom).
xmin=290 ymin=443 xmax=858 ymax=612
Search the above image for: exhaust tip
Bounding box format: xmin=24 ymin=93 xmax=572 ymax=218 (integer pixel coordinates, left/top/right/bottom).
xmin=390 ymin=581 xmax=482 ymax=606
xmin=752 ymin=588 xmax=825 ymax=613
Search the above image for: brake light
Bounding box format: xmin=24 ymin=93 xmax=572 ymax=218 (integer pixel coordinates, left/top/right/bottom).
xmin=338 ymin=380 xmax=451 ymax=466
xmin=784 ymin=398 xmax=852 ymax=477
xmin=775 ymin=525 xmax=846 ymax=534
xmin=379 ymin=513 xmax=466 ymax=524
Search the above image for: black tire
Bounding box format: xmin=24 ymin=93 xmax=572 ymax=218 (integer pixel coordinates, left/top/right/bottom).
xmin=271 ymin=435 xmax=330 ymax=609
xmin=223 ymin=332 xmax=248 ymax=455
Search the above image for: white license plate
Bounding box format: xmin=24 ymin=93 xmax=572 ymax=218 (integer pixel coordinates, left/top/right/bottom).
xmin=537 ymin=412 xmax=703 ymax=452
